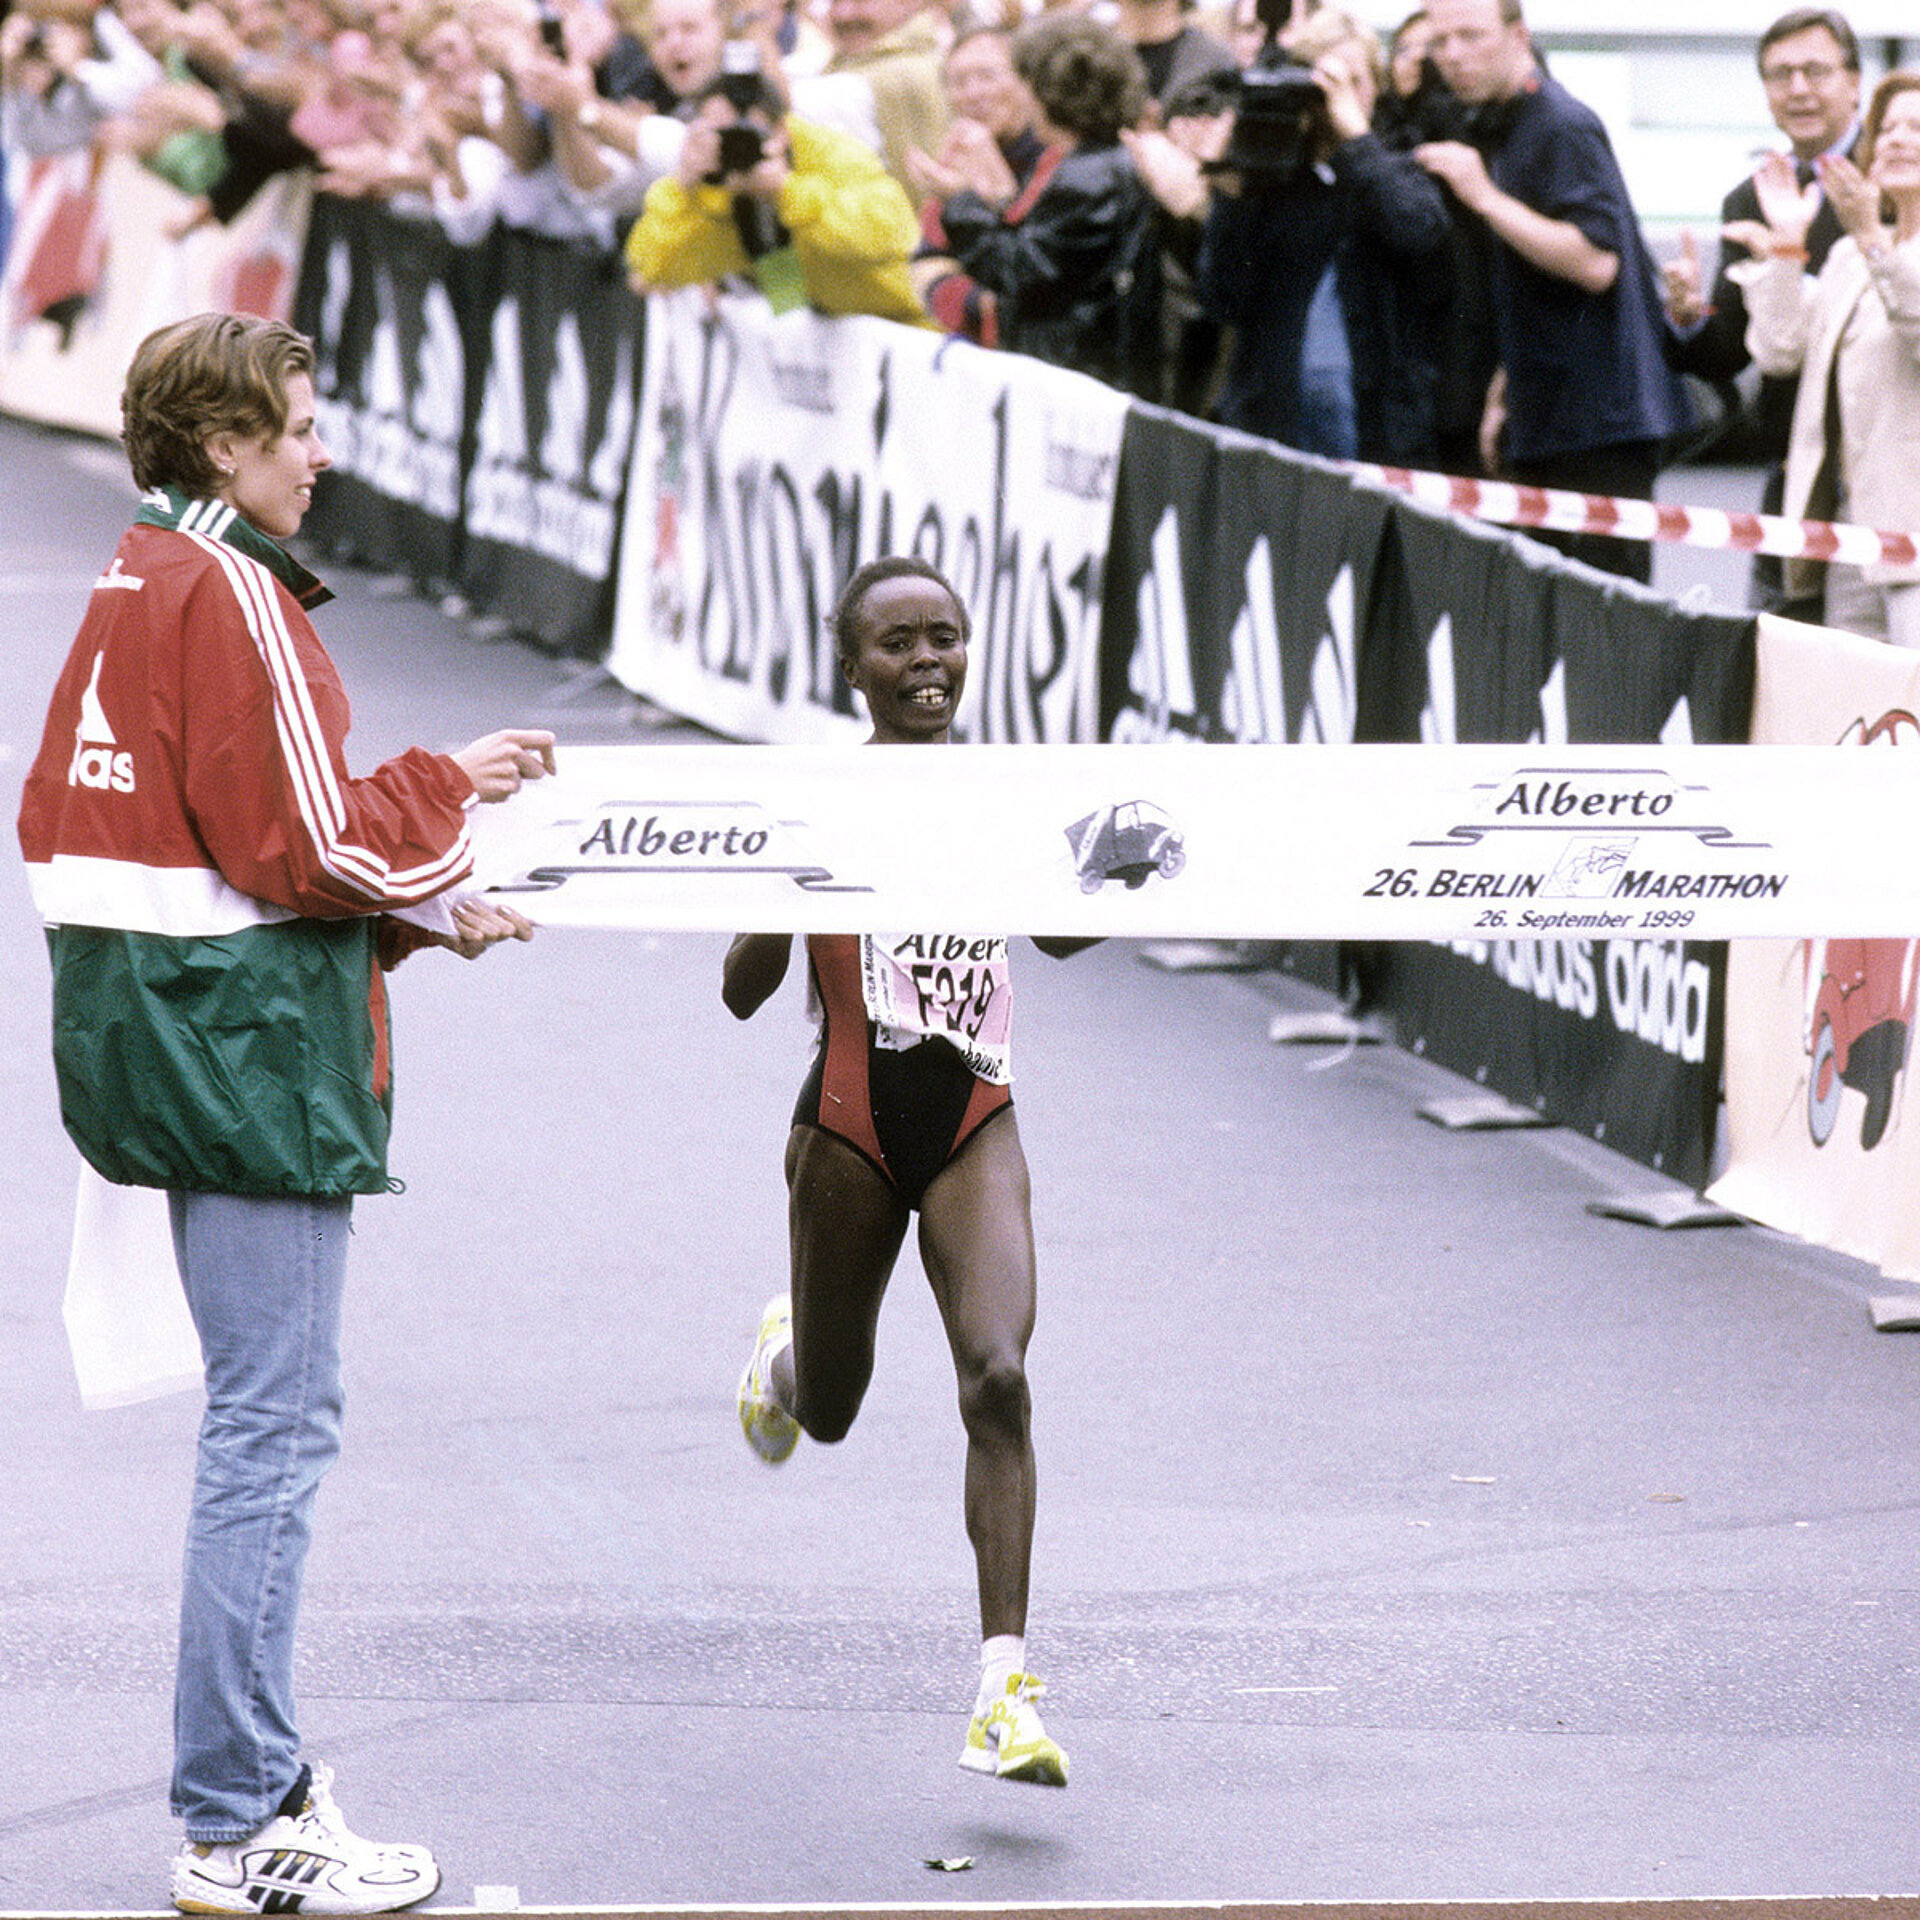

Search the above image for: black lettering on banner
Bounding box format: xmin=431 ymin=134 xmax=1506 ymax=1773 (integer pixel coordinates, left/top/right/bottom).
xmin=670 ymin=320 xmax=1107 ymax=738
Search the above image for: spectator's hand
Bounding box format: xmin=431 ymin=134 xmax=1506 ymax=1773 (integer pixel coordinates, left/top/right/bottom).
xmin=940 ymin=118 xmax=1019 ymax=202
xmin=1414 ymin=138 xmax=1494 ymax=213
xmin=905 ymin=144 xmax=967 ymax=200
xmin=1120 ymin=126 xmax=1208 ymax=220
xmin=470 ymin=5 xmax=537 ymax=79
xmin=315 ymin=140 xmax=422 ymax=199
xmin=454 ymin=729 xmax=558 ymax=801
xmin=438 ymin=897 xmax=537 ymax=960
xmin=1166 ymin=107 xmax=1233 ymax=168
xmin=1662 ymin=230 xmax=1708 ymax=326
xmin=563 ymin=3 xmax=617 ymax=72
xmin=1819 ymin=150 xmax=1887 ymax=246
xmin=1312 ymin=47 xmax=1371 ymax=144
xmin=101 ymin=76 xmax=226 ymax=158
xmin=177 ymin=2 xmax=246 ymax=76
xmin=1750 ymin=149 xmax=1818 ymax=247
xmin=738 ymin=128 xmax=790 ymax=202
xmin=678 ymin=116 xmax=721 ymax=186
xmin=513 ymin=51 xmax=595 ymax=118
xmin=1477 ymin=367 xmax=1508 ymax=475
xmin=314 ymin=141 xmax=391 ymax=197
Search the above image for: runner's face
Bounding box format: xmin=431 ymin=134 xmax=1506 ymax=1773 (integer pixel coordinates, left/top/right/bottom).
xmin=208 ymin=373 xmax=331 ymax=540
xmin=842 ymin=575 xmax=968 ymax=744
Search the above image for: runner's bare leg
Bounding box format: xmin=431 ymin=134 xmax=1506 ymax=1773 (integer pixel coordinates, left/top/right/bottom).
xmin=918 ymin=1114 xmax=1038 ymax=1640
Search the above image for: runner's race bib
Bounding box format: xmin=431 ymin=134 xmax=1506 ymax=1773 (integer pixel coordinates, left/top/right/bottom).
xmin=860 ymin=934 xmax=1012 ymax=1084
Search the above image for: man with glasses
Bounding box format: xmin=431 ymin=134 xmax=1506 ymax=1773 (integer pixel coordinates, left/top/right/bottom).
xmin=1662 ymin=7 xmax=1862 ymax=609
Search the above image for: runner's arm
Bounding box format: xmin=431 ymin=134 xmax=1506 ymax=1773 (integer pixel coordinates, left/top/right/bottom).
xmin=724 ymin=932 xmax=794 ymax=1017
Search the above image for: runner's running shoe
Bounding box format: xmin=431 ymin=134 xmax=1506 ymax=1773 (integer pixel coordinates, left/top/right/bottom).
xmin=958 ymin=1671 xmax=1069 ymax=1786
xmin=737 ymin=1294 xmax=801 ymax=1464
xmin=171 ymin=1763 xmax=439 ymax=1914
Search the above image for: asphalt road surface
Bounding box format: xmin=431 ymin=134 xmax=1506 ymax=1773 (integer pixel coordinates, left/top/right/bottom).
xmin=3 ymin=414 xmax=1919 ymax=1915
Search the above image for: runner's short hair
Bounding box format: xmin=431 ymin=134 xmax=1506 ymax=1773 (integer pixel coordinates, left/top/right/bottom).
xmin=832 ymin=558 xmax=970 ymax=664
xmin=122 ymin=313 xmax=315 ymax=497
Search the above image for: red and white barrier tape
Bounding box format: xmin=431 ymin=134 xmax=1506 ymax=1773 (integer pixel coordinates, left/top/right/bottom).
xmin=1352 ymin=463 xmax=1920 ymax=569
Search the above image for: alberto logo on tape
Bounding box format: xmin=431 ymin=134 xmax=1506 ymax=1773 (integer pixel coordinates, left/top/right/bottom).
xmin=1476 ymin=768 xmax=1688 ymax=828
xmin=507 ymin=800 xmax=872 ymax=896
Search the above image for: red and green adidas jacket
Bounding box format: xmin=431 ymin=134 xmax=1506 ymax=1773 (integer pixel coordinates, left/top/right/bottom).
xmin=17 ymin=488 xmax=476 ymax=1195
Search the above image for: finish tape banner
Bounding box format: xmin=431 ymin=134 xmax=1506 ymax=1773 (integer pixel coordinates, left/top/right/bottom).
xmin=473 ymin=742 xmax=1918 ymax=941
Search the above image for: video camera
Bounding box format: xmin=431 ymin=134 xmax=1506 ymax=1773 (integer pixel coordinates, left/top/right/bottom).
xmin=1205 ymin=0 xmax=1330 ymax=190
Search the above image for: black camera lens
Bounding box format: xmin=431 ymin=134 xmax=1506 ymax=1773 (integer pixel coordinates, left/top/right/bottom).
xmin=717 ymin=122 xmax=765 ymax=173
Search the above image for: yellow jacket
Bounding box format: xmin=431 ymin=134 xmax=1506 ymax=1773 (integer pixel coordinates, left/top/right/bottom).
xmin=626 ymin=117 xmax=933 ymax=329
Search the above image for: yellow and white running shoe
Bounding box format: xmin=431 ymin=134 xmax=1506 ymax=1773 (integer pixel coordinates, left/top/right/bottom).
xmin=957 ymin=1672 xmax=1069 ymax=1786
xmin=737 ymin=1294 xmax=801 ymax=1464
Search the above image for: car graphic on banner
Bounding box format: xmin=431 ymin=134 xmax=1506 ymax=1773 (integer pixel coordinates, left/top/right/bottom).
xmin=1804 ymin=711 xmax=1920 ymax=1150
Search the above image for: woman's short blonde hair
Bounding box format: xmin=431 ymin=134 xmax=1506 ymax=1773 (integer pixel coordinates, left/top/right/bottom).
xmin=1286 ymin=7 xmax=1383 ymax=91
xmin=121 ymin=313 xmax=315 ymax=497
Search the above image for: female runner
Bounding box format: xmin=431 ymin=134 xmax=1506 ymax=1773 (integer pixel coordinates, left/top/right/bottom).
xmin=722 ymin=556 xmax=1084 ymax=1786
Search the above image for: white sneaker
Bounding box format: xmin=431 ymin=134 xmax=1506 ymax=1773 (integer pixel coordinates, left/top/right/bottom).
xmin=171 ymin=1764 xmax=440 ymax=1914
xmin=737 ymin=1294 xmax=801 ymax=1464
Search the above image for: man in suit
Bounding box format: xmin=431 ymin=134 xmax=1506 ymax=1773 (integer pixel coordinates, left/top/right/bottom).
xmin=1663 ymin=7 xmax=1862 ymax=607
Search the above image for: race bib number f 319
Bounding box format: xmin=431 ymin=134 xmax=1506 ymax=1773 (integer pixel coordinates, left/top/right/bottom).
xmin=860 ymin=934 xmax=1011 ymax=1084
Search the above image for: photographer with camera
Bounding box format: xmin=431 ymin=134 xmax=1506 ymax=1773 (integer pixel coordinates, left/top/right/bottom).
xmin=1193 ymin=5 xmax=1451 ymax=462
xmin=625 ymin=42 xmax=930 ymax=325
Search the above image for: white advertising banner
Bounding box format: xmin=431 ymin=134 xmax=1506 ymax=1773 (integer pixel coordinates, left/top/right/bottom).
xmin=474 ymin=741 xmax=1920 ymax=942
xmin=607 ymin=292 xmax=1129 ymax=744
xmin=1 ymin=147 xmax=306 ymax=437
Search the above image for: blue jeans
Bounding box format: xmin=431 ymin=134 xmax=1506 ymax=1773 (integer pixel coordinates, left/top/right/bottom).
xmin=168 ymin=1191 xmax=352 ymax=1841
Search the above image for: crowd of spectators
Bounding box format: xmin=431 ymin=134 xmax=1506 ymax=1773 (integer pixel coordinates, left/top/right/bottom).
xmin=3 ymin=0 xmax=1918 ymax=614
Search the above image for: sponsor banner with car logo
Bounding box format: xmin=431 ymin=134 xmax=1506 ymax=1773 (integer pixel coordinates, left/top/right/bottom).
xmin=1711 ymin=617 xmax=1920 ymax=1283
xmin=469 ymin=741 xmax=1920 ymax=944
